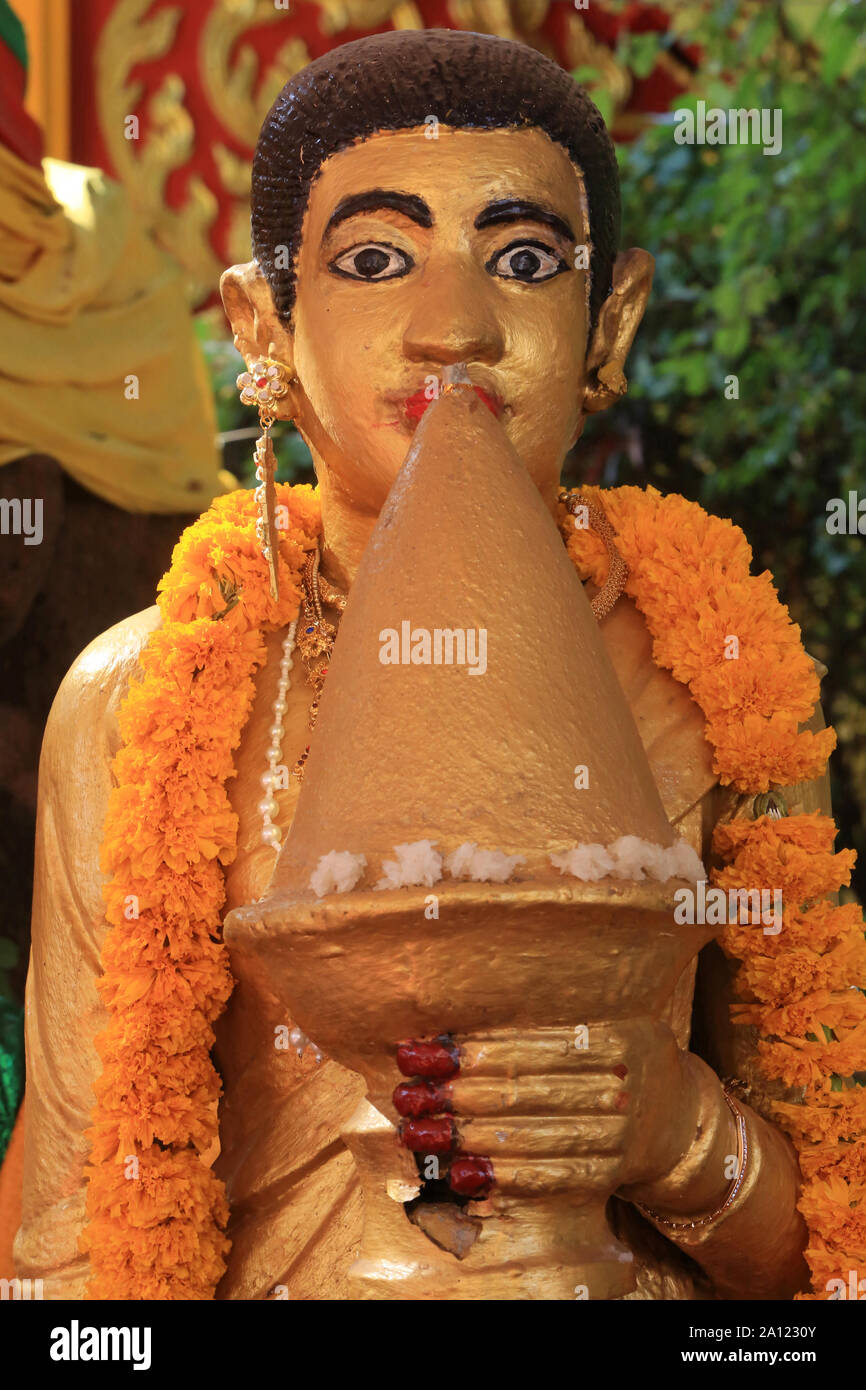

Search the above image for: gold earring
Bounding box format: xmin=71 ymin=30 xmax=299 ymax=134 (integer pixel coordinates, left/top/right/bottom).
xmin=583 ymin=358 xmax=628 ymax=414
xmin=597 ymin=359 xmax=628 ymax=396
xmin=236 ymin=353 xmax=294 ymax=602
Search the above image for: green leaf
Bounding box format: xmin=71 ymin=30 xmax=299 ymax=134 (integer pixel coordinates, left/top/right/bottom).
xmin=820 ymin=13 xmax=855 ymax=83
xmin=618 ymin=32 xmax=662 ymax=80
xmin=713 ymin=321 xmax=751 ymax=358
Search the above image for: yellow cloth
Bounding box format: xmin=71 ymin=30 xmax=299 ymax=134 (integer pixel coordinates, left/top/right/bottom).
xmin=0 ymin=141 xmax=236 ymax=512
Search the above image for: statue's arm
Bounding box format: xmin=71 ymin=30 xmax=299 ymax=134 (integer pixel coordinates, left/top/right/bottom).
xmin=622 ymin=1049 xmax=809 ymax=1298
xmin=13 ymin=607 xmax=161 ymax=1297
xmin=624 ymin=686 xmax=833 ymax=1299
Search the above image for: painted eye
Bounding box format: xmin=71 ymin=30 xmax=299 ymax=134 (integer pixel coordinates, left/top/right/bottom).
xmin=488 ymin=240 xmax=567 ymax=283
xmin=329 ymin=242 xmax=413 ymax=281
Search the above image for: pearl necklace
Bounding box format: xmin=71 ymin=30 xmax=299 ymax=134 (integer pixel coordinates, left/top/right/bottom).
xmin=256 ymin=623 xmax=324 ymax=1067
xmin=257 ymin=616 xmax=322 ymax=1062
xmin=258 ymin=619 xmax=298 ymax=848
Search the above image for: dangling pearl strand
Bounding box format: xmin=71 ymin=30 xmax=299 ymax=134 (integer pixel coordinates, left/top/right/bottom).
xmin=259 ymin=619 xmax=298 ymax=848
xmin=288 ymin=1024 xmax=323 ymax=1065
xmin=258 ymin=622 xmax=324 ymax=1066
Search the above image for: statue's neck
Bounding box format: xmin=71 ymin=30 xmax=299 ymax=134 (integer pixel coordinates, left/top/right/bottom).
xmin=312 ymin=456 xmax=565 ymax=593
xmin=314 ymin=468 xmax=378 ymax=592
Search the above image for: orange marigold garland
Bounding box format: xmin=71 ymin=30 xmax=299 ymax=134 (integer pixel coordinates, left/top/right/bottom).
xmin=81 ymin=484 xmax=321 ymax=1299
xmin=712 ymin=815 xmax=866 ymax=1297
xmin=561 ymin=485 xmax=836 ymax=791
xmin=564 ymin=485 xmax=866 ymax=1299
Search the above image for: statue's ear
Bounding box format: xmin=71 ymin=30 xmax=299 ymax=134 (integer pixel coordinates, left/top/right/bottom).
xmin=220 ymin=261 xmax=294 ymax=370
xmin=583 ymin=248 xmax=654 ymax=414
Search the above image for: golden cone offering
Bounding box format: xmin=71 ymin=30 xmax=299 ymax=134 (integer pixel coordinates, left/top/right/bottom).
xmin=225 ymin=387 xmax=716 ymax=1299
xmin=270 ymin=385 xmax=672 ymax=891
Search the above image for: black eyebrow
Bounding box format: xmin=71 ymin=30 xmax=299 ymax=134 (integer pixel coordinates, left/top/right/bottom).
xmin=474 ymin=199 xmax=575 ymax=242
xmin=325 ymin=190 xmax=433 ymax=234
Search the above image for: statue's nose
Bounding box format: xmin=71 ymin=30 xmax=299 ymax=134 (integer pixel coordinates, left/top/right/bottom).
xmin=402 ymin=257 xmax=504 ymax=367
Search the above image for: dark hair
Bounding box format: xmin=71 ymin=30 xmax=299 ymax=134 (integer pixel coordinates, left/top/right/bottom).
xmin=252 ymin=28 xmax=620 ymax=333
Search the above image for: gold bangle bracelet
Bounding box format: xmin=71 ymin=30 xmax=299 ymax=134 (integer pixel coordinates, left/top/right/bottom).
xmin=635 ymin=1087 xmax=748 ymax=1232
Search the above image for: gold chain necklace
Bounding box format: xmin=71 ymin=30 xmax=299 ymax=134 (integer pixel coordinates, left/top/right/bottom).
xmin=292 ymin=547 xmax=346 ymax=780
xmin=559 ymin=490 xmax=628 ymax=619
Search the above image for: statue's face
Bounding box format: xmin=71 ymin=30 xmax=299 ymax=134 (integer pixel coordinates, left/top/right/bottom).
xmin=288 ymin=126 xmax=592 ymax=510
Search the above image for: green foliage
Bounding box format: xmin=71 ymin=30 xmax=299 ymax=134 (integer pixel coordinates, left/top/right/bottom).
xmin=573 ymin=0 xmax=866 ymax=894
xmin=0 ymin=934 xmax=22 ymax=1159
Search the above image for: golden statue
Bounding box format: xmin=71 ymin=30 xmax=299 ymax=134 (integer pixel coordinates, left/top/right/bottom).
xmin=16 ymin=30 xmax=848 ymax=1301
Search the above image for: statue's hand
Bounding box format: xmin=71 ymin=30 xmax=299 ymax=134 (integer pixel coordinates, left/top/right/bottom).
xmin=571 ymin=1017 xmax=700 ymax=1193
xmin=394 ymin=1020 xmax=703 ymax=1199
xmin=482 ymin=1017 xmax=699 ymax=1194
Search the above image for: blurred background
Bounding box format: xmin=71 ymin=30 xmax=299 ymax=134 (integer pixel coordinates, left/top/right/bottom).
xmin=0 ymin=0 xmax=863 ymax=1169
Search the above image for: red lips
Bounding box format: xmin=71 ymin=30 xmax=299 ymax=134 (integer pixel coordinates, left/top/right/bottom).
xmin=403 ymin=384 xmax=502 ymax=423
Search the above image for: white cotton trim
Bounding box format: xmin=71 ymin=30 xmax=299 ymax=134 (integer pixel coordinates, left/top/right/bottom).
xmin=549 ymin=843 xmax=616 ymax=882
xmin=652 ymin=836 xmax=707 ymax=884
xmin=374 ymin=839 xmax=443 ymax=890
xmin=445 ymin=841 xmax=525 ymax=883
xmin=551 ymin=835 xmax=705 ymax=885
xmin=310 ymin=849 xmax=367 ymax=899
xmin=310 ymin=836 xmax=704 ymax=898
